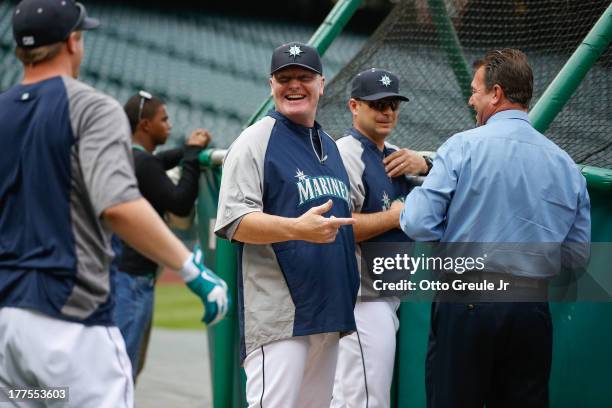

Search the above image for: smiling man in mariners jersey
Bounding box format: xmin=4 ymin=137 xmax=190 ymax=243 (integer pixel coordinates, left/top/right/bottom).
xmin=215 ymin=42 xmax=359 ymax=408
xmin=332 ymin=68 xmax=431 ymax=408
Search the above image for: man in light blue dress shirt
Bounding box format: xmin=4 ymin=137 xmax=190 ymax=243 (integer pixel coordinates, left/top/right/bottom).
xmin=400 ymin=49 xmax=590 ymax=407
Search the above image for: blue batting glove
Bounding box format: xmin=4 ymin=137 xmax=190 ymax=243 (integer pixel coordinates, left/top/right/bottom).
xmin=180 ymin=245 xmax=230 ymax=326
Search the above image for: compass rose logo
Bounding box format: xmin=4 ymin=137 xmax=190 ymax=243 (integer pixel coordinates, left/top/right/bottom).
xmin=382 ymin=191 xmax=391 ymax=210
xmin=379 ymin=75 xmax=392 ymax=87
xmin=295 ymin=169 xmax=308 ymax=182
xmin=286 ymin=45 xmax=303 ymax=60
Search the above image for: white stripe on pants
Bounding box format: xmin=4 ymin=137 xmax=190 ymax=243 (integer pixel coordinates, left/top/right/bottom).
xmin=331 ymin=300 xmax=400 ymax=408
xmin=245 ymin=332 xmax=340 ymax=408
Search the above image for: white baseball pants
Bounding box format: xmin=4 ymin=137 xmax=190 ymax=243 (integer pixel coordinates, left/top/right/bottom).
xmin=331 ymin=300 xmax=400 ymax=408
xmin=244 ymin=332 xmax=340 ymax=408
xmin=0 ymin=307 xmax=134 ymax=408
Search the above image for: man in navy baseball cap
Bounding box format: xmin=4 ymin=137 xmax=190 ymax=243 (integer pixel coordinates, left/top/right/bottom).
xmin=13 ymin=0 xmax=99 ymax=49
xmin=214 ymin=40 xmax=360 ymax=406
xmin=12 ymin=0 xmax=99 ymax=78
xmin=333 ymin=68 xmax=429 ymax=407
xmin=268 ymin=41 xmax=325 ymax=128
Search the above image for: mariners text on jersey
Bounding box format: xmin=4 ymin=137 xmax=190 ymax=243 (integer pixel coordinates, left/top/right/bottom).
xmin=295 ymin=169 xmax=350 ymax=206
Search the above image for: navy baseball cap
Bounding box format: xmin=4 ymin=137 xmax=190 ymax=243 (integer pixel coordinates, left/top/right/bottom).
xmin=351 ymin=68 xmax=409 ymax=101
xmin=13 ymin=0 xmax=100 ymax=49
xmin=270 ymin=42 xmax=323 ymax=75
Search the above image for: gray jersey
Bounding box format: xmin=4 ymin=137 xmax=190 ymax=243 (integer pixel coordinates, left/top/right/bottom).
xmin=0 ymin=76 xmax=140 ymax=325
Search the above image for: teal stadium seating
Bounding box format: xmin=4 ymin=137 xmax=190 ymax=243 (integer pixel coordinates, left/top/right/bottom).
xmin=0 ymin=1 xmax=366 ymax=148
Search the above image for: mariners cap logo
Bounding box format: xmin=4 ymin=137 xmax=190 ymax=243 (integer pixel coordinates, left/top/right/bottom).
xmin=379 ymin=75 xmax=392 ymax=87
xmin=287 ymin=45 xmax=303 ymax=60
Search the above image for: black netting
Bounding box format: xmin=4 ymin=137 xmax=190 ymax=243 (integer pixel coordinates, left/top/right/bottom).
xmin=318 ymin=0 xmax=612 ymax=168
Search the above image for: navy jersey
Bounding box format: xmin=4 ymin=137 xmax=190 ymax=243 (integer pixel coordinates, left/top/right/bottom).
xmin=337 ymin=128 xmax=414 ymax=296
xmin=0 ymin=76 xmax=140 ymax=325
xmin=215 ymin=110 xmax=359 ymax=361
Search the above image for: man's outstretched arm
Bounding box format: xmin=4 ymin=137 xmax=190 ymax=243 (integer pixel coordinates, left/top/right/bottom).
xmin=104 ymin=198 xmax=190 ymax=270
xmin=233 ymin=199 xmax=355 ymax=245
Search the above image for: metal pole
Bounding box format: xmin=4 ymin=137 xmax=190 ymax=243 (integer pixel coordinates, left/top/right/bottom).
xmin=581 ymin=166 xmax=612 ymax=192
xmin=245 ymin=0 xmax=365 ymax=126
xmin=529 ymin=3 xmax=612 ymax=133
xmin=427 ymin=0 xmax=473 ymax=102
xmin=199 ymin=148 xmax=227 ymax=168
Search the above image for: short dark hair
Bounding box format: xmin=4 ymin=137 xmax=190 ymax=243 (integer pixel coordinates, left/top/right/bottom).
xmin=124 ymin=93 xmax=165 ymax=133
xmin=473 ymin=49 xmax=533 ymax=108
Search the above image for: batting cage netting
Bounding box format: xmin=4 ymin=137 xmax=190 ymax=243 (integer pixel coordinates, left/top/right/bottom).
xmin=317 ymin=0 xmax=612 ymax=168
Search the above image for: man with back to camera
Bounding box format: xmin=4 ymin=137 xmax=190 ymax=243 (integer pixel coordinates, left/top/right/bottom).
xmin=215 ymin=42 xmax=360 ymax=407
xmin=400 ymin=49 xmax=591 ymax=407
xmin=0 ymin=1 xmax=228 ymax=406
xmin=114 ymin=91 xmax=214 ymax=381
xmin=332 ymin=68 xmax=432 ymax=408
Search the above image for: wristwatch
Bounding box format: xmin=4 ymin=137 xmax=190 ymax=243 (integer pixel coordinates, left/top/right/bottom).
xmin=422 ymin=156 xmax=433 ymax=175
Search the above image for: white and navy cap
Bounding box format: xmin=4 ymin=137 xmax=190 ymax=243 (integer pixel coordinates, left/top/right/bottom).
xmin=13 ymin=0 xmax=100 ymax=49
xmin=270 ymin=42 xmax=323 ymax=75
xmin=351 ymin=68 xmax=409 ymax=101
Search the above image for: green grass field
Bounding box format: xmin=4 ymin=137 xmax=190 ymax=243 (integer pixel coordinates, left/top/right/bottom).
xmin=153 ymin=284 xmax=205 ymax=330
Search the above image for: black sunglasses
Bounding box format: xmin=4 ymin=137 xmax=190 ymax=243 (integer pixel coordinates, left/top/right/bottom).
xmin=358 ymin=98 xmax=401 ymax=112
xmin=137 ymin=90 xmax=153 ymax=121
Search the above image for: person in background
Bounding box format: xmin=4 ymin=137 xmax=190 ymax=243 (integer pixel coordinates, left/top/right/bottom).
xmin=115 ymin=91 xmax=216 ymax=381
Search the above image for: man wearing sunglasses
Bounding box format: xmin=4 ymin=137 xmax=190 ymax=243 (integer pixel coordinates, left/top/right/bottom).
xmin=0 ymin=2 xmax=227 ymax=406
xmin=114 ymin=91 xmax=214 ymax=381
xmin=333 ymin=68 xmax=431 ymax=408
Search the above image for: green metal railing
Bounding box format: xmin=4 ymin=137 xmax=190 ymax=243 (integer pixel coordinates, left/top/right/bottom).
xmin=528 ymin=1 xmax=612 ymax=198
xmin=581 ymin=166 xmax=612 ymax=192
xmin=529 ymin=2 xmax=612 ymax=133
